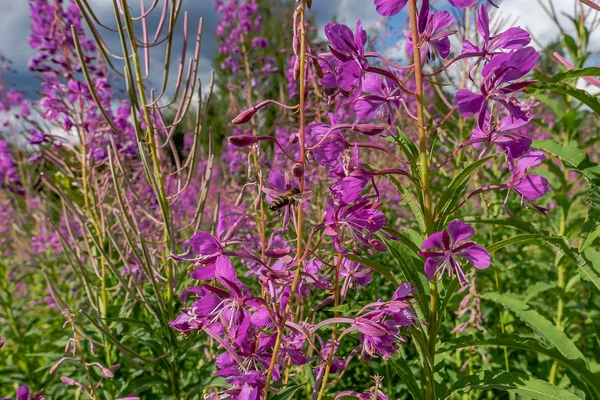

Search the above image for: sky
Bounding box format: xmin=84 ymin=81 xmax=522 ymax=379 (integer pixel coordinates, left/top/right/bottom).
xmin=0 ymin=0 xmax=597 ymax=100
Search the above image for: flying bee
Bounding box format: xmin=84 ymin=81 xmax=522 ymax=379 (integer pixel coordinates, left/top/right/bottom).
xmin=268 ymin=188 xmax=311 ymax=214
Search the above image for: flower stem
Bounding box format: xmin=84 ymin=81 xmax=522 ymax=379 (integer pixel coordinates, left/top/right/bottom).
xmin=263 ymin=2 xmax=307 ymax=397
xmin=407 ymin=1 xmax=437 ymax=399
xmin=316 ymin=254 xmax=343 ymax=400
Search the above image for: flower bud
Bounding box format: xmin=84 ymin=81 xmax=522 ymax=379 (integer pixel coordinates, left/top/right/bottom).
xmin=289 ymin=132 xmax=299 ymax=144
xmin=231 ymin=107 xmax=258 ymax=124
xmin=228 ymin=135 xmax=259 ymax=147
xmin=352 ymin=124 xmax=385 ymax=136
xmin=292 ymin=163 xmax=304 ymax=177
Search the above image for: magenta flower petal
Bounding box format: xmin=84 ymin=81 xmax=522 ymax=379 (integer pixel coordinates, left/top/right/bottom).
xmin=266 ymin=168 xmax=287 ymax=193
xmin=215 ymin=255 xmax=237 ymax=283
xmin=493 ymin=27 xmax=531 ymax=50
xmin=374 ymin=0 xmax=408 ymax=16
xmin=330 ymin=176 xmax=369 ymax=204
xmin=188 ymin=232 xmax=223 ymax=264
xmin=190 ymin=264 xmax=217 ymax=280
xmin=476 ymin=5 xmax=490 ymax=41
xmin=457 ymin=245 xmax=491 ymax=270
xmin=421 ymin=231 xmax=445 ymax=250
xmin=337 ymin=61 xmax=363 ymax=93
xmin=447 ymin=220 xmax=475 ymax=244
xmin=455 ymin=89 xmax=485 ymax=116
xmin=447 ymin=0 xmax=478 ymax=8
xmin=514 ymin=174 xmax=549 ymax=200
xmin=424 ymin=256 xmax=444 ymax=280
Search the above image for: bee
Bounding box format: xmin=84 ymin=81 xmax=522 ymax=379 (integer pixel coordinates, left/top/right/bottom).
xmin=269 ymin=188 xmax=307 ymax=213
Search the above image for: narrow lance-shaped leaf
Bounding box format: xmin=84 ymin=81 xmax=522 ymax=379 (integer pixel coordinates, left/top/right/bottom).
xmin=449 ymin=370 xmax=582 ymax=400
xmin=481 ymin=292 xmax=586 ymax=362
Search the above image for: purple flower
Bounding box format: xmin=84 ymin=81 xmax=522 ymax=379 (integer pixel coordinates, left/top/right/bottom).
xmin=263 ymin=168 xmax=307 ymax=229
xmin=405 ymin=0 xmax=456 ymax=64
xmin=329 ymin=145 xmax=378 ymax=205
xmin=323 ymin=198 xmax=386 ymax=254
xmin=469 ymin=114 xmax=533 ymax=159
xmin=309 ymin=119 xmax=350 ymax=166
xmin=354 ymin=73 xmax=400 ymax=123
xmin=505 ymin=151 xmax=550 ymax=215
xmin=352 ymin=283 xmax=417 ymax=359
xmin=418 ymin=220 xmax=491 ymax=286
xmin=455 ymin=47 xmax=539 ymax=128
xmin=462 ymin=6 xmax=531 ymax=58
xmin=339 ymin=259 xmax=373 ymax=301
xmin=323 ymin=21 xmax=368 ymax=99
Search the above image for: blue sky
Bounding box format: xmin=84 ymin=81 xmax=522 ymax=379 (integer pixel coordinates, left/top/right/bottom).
xmin=1 ymin=0 xmax=596 ymax=100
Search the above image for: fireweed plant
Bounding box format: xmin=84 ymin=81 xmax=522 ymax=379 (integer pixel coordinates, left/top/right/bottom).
xmin=0 ymin=0 xmax=599 ymax=399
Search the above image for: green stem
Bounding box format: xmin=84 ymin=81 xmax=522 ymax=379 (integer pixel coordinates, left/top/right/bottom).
xmin=408 ymin=0 xmax=436 ymax=398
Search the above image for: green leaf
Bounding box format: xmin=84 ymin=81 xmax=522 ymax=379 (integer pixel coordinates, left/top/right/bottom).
xmin=523 ymin=282 xmax=556 ymax=303
xmin=532 ymin=140 xmax=600 ymax=251
xmin=481 ymin=292 xmax=586 ymax=362
xmin=272 ymin=384 xmax=304 ymax=400
xmin=550 ymin=67 xmax=600 ymax=82
xmin=487 ymin=234 xmax=562 ymax=253
xmin=440 ymin=333 xmax=600 ymax=398
xmin=448 ymin=370 xmax=582 ymax=400
xmin=530 ymin=81 xmax=600 ymax=115
xmin=562 ymin=34 xmax=579 ymax=61
xmin=464 ymin=216 xmax=600 ymax=291
xmin=533 ymin=140 xmax=600 ymax=185
xmin=384 ymin=174 xmax=427 ymax=234
xmin=390 ymin=356 xmax=424 ymax=400
xmin=580 ymin=186 xmax=600 ymax=252
xmin=434 ymin=154 xmax=496 ymax=226
xmin=387 ymin=128 xmax=419 ymax=172
xmin=385 ymin=238 xmax=429 ymax=320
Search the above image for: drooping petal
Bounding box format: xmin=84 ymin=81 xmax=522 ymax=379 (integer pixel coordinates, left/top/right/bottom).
xmin=432 ymin=37 xmax=451 ymax=59
xmin=424 ymin=256 xmax=445 ymax=280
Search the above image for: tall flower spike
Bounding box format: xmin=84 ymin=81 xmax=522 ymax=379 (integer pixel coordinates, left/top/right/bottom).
xmin=418 ymin=220 xmax=491 ymax=286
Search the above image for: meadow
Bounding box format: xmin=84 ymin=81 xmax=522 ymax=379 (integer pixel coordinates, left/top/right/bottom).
xmin=0 ymin=0 xmax=599 ymax=399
